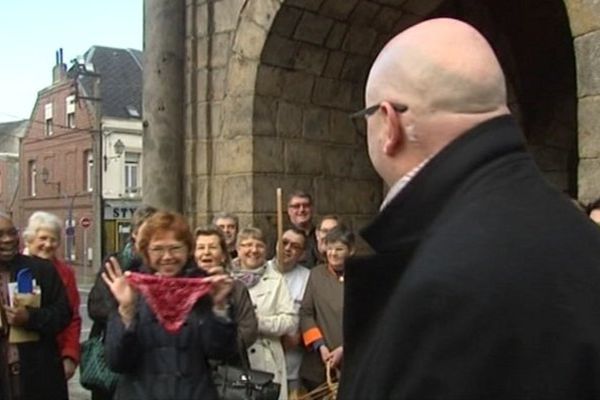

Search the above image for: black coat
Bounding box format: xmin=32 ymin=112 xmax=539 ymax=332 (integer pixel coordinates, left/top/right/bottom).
xmin=340 ymin=116 xmax=600 ymax=399
xmin=2 ymin=254 xmax=71 ymax=400
xmin=105 ymin=269 xmax=237 ymax=400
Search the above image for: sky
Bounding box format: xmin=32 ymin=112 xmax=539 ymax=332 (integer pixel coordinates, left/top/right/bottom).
xmin=0 ymin=0 xmax=143 ymax=123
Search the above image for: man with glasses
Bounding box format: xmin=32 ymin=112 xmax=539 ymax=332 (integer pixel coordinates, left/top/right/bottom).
xmin=267 ymin=228 xmax=310 ymax=398
xmin=341 ymin=18 xmax=600 ymax=399
xmin=287 ymin=191 xmax=319 ymax=268
xmin=0 ymin=212 xmax=71 ymax=399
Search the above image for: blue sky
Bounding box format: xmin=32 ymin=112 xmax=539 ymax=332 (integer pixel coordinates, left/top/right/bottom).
xmin=0 ymin=0 xmax=143 ymax=123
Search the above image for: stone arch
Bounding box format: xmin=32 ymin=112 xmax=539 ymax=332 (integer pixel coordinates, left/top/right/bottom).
xmin=222 ymin=0 xmax=444 ymax=235
xmin=217 ymin=0 xmax=580 ymax=236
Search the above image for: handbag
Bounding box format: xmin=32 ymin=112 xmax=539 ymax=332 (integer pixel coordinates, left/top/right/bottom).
xmin=213 ymin=338 xmax=280 ymax=400
xmin=79 ymin=322 xmax=120 ymax=393
xmin=213 ymin=364 xmax=280 ymax=400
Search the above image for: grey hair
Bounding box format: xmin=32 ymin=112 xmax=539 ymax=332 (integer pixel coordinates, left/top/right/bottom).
xmin=212 ymin=212 xmax=239 ymax=229
xmin=23 ymin=211 xmax=62 ymax=243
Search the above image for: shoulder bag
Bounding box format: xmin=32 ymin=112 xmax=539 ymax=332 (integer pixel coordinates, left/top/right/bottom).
xmin=79 ymin=322 xmax=120 ymax=393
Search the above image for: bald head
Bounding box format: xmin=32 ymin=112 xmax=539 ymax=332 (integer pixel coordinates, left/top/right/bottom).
xmin=363 ymin=19 xmax=510 ymax=184
xmin=368 ymin=18 xmax=507 ymax=115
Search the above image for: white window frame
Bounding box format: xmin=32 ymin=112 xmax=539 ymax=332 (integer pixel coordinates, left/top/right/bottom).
xmin=44 ymin=103 xmax=53 ymax=136
xmin=66 ymin=95 xmax=76 ymax=129
xmin=124 ymin=152 xmax=140 ymax=195
xmin=29 ymin=161 xmax=37 ymax=197
xmin=86 ymin=151 xmax=94 ymax=192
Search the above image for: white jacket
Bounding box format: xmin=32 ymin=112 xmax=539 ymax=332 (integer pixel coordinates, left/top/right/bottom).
xmin=246 ymin=265 xmax=298 ymax=400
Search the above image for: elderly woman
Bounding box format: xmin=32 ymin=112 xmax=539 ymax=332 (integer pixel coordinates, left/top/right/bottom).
xmin=102 ymin=211 xmax=237 ymax=400
xmin=233 ymin=227 xmax=298 ymax=400
xmin=23 ymin=211 xmax=82 ymax=381
xmin=194 ymin=225 xmax=257 ymax=353
xmin=299 ymin=227 xmax=354 ymax=391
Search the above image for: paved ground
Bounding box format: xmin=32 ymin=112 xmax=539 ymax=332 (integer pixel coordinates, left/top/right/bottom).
xmin=69 ymin=267 xmax=95 ymax=400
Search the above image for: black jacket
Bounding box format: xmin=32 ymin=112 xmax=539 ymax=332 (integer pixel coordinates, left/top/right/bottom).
xmin=340 ymin=116 xmax=600 ymax=399
xmin=2 ymin=254 xmax=71 ymax=400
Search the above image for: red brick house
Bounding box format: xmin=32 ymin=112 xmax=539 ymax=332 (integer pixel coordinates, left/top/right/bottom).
xmin=17 ymin=46 xmax=143 ymax=269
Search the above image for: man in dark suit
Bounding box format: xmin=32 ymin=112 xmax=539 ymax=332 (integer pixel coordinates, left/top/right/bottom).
xmin=340 ymin=18 xmax=600 ymax=399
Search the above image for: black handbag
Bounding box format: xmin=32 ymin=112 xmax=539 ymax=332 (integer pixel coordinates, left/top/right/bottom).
xmin=79 ymin=322 xmax=120 ymax=393
xmin=212 ymin=338 xmax=280 ymax=400
xmin=213 ymin=364 xmax=280 ymax=400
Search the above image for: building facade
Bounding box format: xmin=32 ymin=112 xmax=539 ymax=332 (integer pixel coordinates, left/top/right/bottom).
xmin=17 ymin=46 xmax=143 ymax=268
xmin=0 ymin=120 xmax=27 ymax=214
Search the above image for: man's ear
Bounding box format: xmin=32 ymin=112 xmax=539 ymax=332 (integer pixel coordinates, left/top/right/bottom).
xmin=380 ymin=102 xmax=405 ymax=156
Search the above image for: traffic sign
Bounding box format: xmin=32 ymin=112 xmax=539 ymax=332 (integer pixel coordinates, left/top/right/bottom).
xmin=65 ymin=226 xmax=75 ymax=236
xmin=80 ymin=217 xmax=92 ymax=229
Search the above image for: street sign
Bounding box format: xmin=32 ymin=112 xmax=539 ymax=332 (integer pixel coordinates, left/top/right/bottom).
xmin=65 ymin=226 xmax=75 ymax=236
xmin=80 ymin=217 xmax=92 ymax=229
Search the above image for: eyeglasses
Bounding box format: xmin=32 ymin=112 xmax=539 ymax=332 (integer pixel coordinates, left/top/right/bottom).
xmin=148 ymin=244 xmax=188 ymax=257
xmin=288 ymin=202 xmax=311 ymax=210
xmin=348 ymin=102 xmax=408 ymax=137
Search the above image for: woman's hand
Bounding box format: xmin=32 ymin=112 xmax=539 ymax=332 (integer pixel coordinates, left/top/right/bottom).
xmin=101 ymin=256 xmax=137 ymax=324
xmin=63 ymin=358 xmax=77 ymax=380
xmin=319 ymin=345 xmax=331 ymax=364
xmin=327 ymin=346 xmax=344 ymax=369
xmin=206 ymin=270 xmax=233 ymax=309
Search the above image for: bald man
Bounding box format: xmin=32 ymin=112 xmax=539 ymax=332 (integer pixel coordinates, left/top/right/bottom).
xmin=341 ymin=18 xmax=600 ymax=399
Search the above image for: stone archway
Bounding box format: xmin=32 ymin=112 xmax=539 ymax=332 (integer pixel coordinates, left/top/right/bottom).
xmin=190 ymin=0 xmax=585 ymax=235
xmin=220 ymin=0 xmax=445 ymax=235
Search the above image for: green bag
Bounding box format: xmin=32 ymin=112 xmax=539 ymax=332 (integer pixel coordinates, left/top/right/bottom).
xmin=79 ymin=324 xmax=119 ymax=393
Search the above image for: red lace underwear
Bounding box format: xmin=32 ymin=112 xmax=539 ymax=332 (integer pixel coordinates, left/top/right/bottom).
xmin=126 ymin=272 xmax=212 ymax=334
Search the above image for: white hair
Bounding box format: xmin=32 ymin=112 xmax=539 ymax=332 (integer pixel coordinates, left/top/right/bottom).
xmin=23 ymin=211 xmax=62 ymax=243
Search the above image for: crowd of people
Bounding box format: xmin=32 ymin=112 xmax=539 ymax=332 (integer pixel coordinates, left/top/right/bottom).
xmin=5 ymin=17 xmax=600 ymax=400
xmin=0 ymin=189 xmax=357 ymax=400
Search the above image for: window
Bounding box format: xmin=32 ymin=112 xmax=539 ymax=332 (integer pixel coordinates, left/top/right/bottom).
xmin=124 ymin=152 xmax=140 ymax=195
xmin=28 ymin=161 xmax=37 ymax=197
xmin=66 ymin=95 xmax=76 ymax=129
xmin=44 ymin=103 xmax=53 ymax=136
xmin=85 ymin=151 xmax=93 ymax=192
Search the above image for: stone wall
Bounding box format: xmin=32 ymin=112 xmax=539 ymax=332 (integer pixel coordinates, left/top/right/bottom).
xmin=567 ymin=0 xmax=600 ymax=203
xmin=182 ymin=0 xmax=593 ymax=241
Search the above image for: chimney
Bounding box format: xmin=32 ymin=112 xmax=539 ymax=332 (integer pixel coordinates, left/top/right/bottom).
xmin=52 ymin=48 xmax=67 ymax=83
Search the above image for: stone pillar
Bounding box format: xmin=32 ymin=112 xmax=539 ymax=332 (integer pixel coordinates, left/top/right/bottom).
xmin=142 ymin=0 xmax=185 ymax=211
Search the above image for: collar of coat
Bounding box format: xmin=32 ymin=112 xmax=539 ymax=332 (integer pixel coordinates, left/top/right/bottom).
xmin=361 ymin=114 xmax=526 ymax=254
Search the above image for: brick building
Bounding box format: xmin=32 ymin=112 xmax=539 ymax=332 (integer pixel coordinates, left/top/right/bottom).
xmin=17 ymin=46 xmax=143 ymax=269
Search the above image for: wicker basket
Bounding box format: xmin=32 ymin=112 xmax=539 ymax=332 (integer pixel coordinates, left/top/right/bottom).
xmin=299 ymin=363 xmax=338 ymax=400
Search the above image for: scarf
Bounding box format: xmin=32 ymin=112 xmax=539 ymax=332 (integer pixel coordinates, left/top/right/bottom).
xmin=231 ymin=265 xmax=266 ymax=288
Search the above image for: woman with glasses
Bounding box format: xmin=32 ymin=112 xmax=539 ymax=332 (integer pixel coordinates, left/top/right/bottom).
xmin=102 ymin=211 xmax=237 ymax=400
xmin=233 ymin=227 xmax=298 ymax=400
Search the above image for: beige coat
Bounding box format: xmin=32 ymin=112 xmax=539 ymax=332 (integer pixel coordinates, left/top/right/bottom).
xmin=246 ymin=265 xmax=298 ymax=400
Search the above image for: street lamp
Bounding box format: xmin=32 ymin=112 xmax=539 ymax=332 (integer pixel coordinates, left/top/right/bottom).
xmin=103 ymin=139 xmax=125 ymax=171
xmin=40 ymin=167 xmax=61 ymax=194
